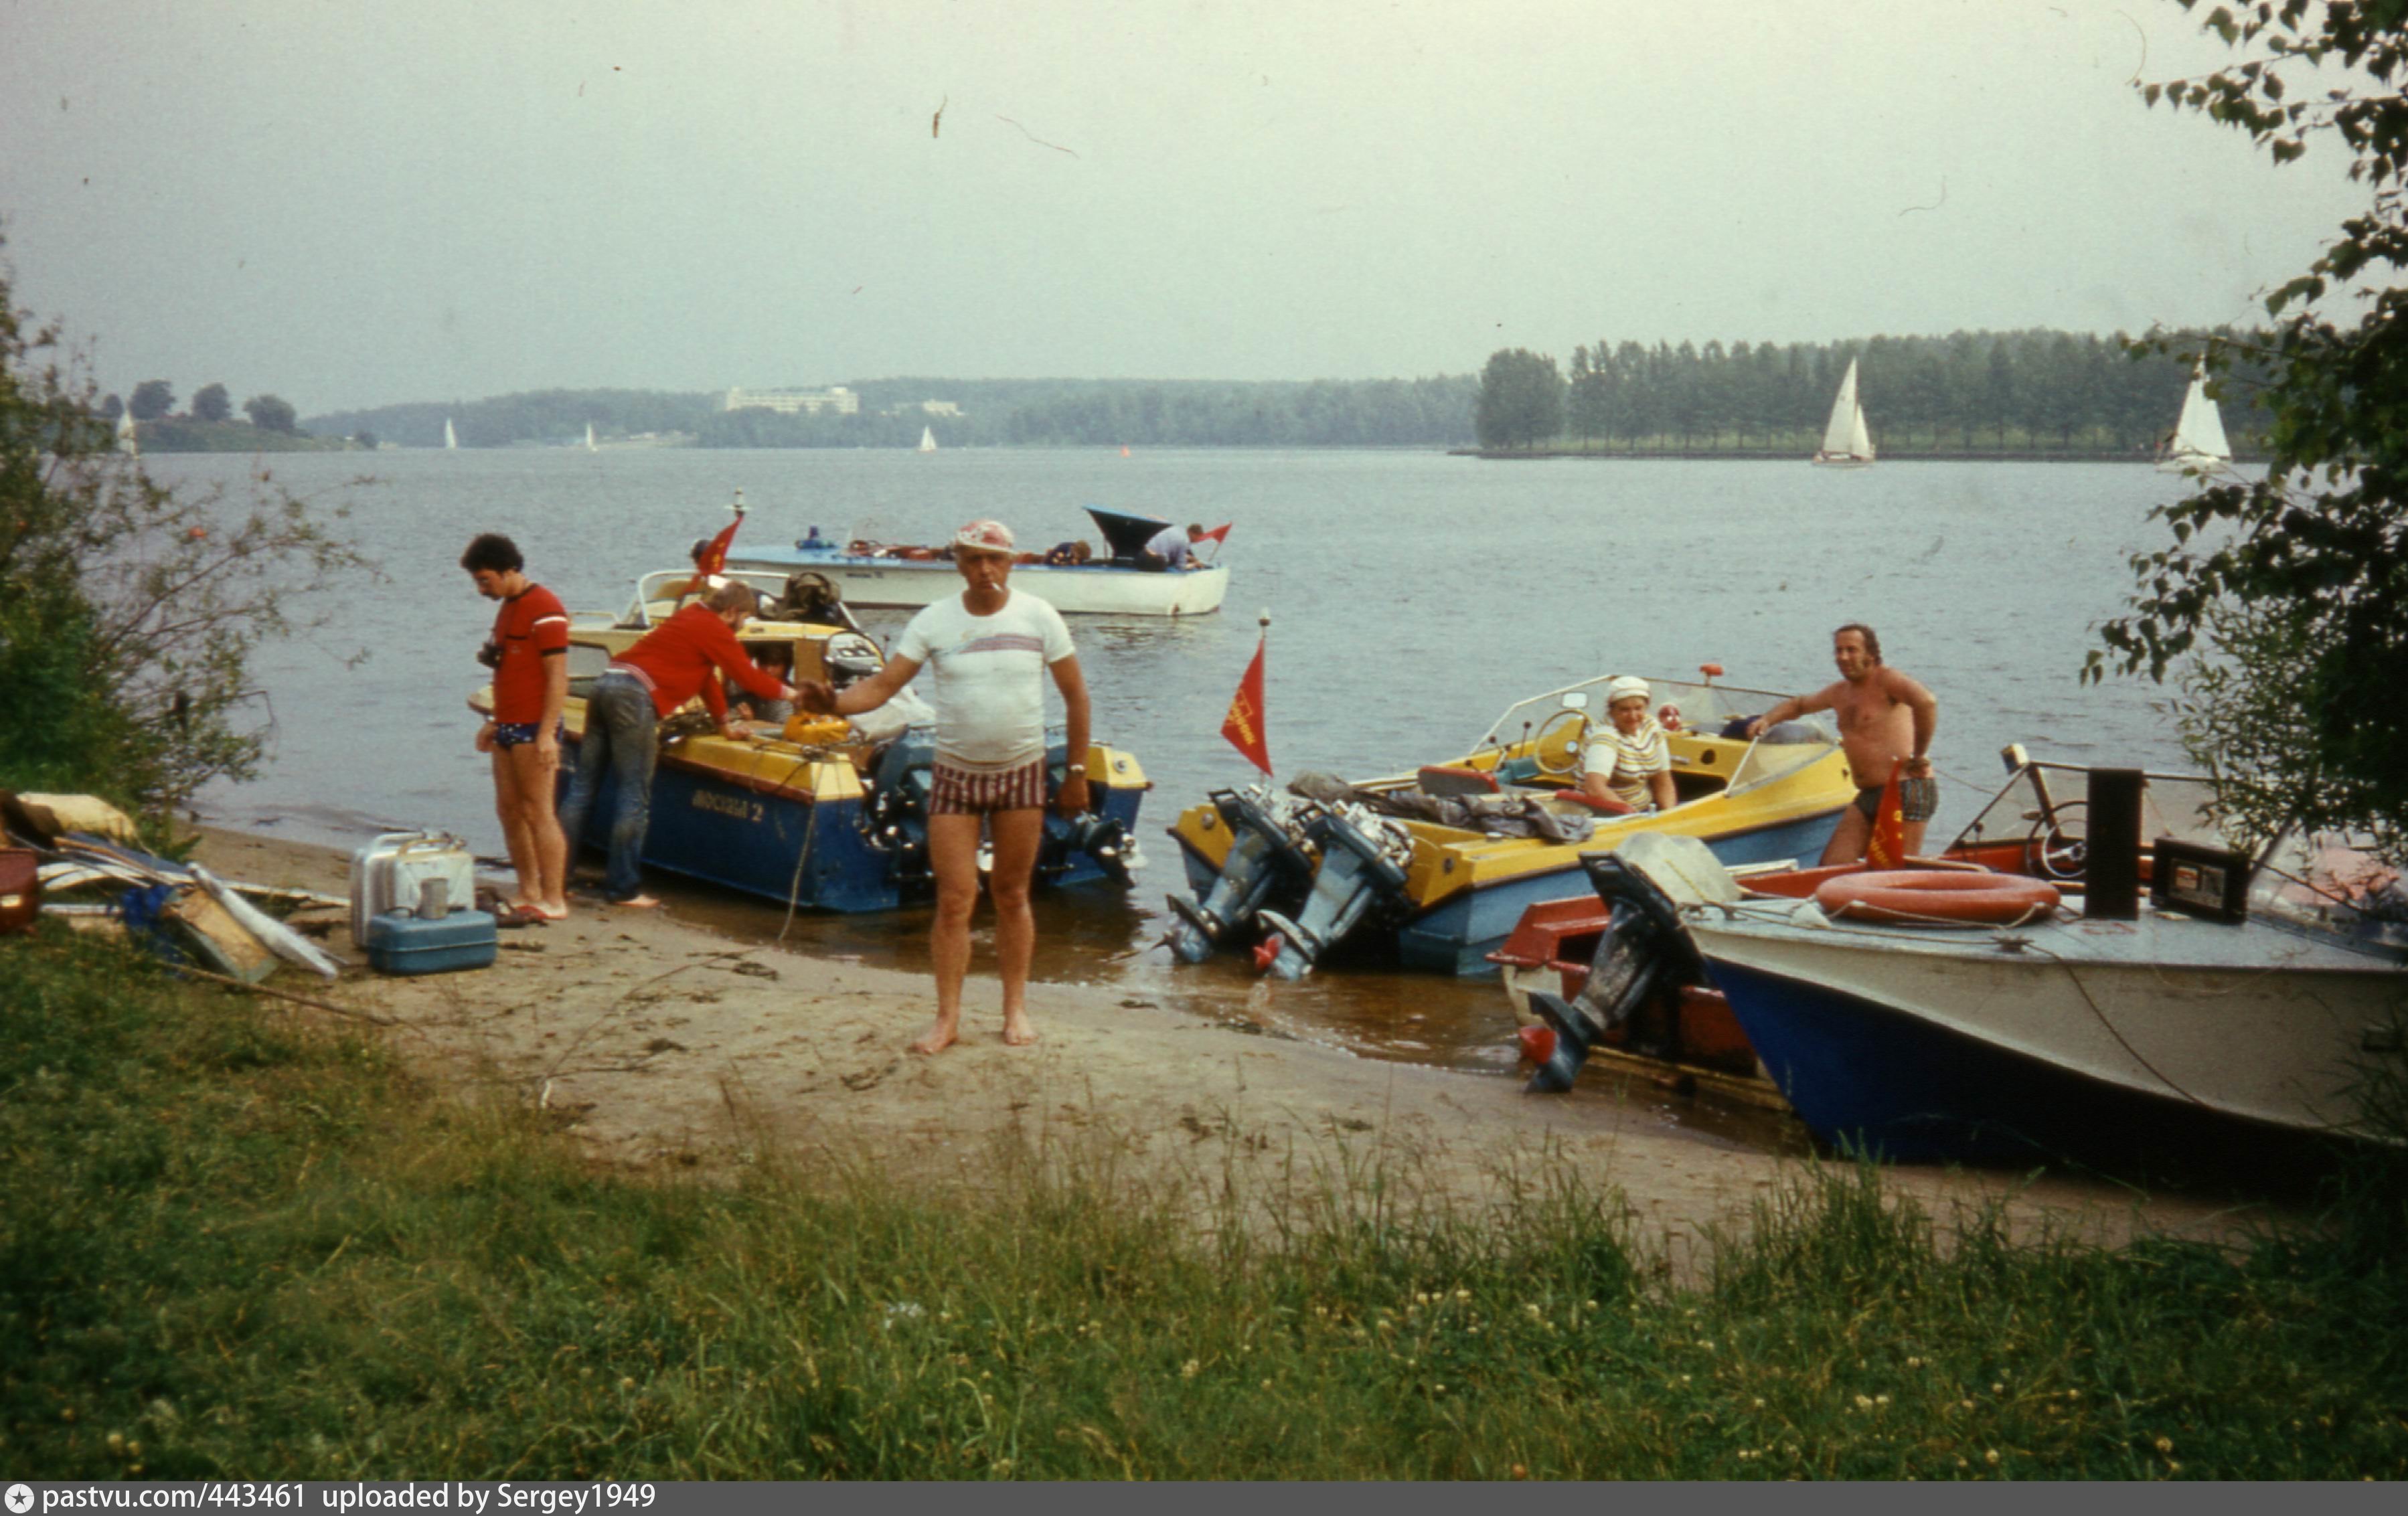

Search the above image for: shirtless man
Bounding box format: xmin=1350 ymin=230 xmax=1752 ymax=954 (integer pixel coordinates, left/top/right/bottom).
xmin=1745 ymin=623 xmax=1939 ymax=864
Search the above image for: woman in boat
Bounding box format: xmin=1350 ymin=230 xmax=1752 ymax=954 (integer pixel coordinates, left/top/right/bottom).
xmin=1577 ymin=676 xmax=1677 ymax=813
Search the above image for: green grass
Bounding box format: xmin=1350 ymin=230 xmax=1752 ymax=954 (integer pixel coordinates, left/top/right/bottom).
xmin=4 ymin=926 xmax=2405 ymax=1479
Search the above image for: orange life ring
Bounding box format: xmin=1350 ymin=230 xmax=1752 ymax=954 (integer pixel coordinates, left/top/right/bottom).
xmin=1814 ymin=869 xmax=2061 ymax=926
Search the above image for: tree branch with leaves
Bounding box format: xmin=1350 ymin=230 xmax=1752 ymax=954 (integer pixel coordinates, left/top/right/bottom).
xmin=2093 ymin=0 xmax=2408 ymax=861
xmin=1 ymin=248 xmax=375 ymax=827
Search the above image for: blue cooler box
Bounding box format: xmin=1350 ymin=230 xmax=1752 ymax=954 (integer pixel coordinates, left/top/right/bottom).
xmin=362 ymin=908 xmax=498 ymax=975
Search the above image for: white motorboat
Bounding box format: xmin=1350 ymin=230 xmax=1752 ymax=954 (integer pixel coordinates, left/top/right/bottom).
xmin=726 ymin=506 xmax=1229 ymax=617
xmin=1810 ymin=358 xmax=1876 ymax=468
xmin=1674 ymin=762 xmax=2406 ymax=1165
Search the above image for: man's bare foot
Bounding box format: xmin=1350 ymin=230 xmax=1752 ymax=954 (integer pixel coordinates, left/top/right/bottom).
xmin=911 ymin=1019 xmax=960 ymax=1056
xmin=1001 ymin=1011 xmax=1038 ymax=1047
xmin=609 ymin=893 xmax=661 ymax=910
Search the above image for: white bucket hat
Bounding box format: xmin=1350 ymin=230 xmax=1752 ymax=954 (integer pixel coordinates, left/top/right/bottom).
xmin=1606 ymin=675 xmax=1652 ymax=707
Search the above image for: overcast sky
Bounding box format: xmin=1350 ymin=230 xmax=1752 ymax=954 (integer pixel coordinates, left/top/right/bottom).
xmin=0 ymin=0 xmax=2369 ymax=414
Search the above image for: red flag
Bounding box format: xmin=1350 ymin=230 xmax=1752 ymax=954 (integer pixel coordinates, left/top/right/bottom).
xmin=1864 ymin=762 xmax=1907 ymax=868
xmin=1199 ymin=523 xmax=1232 ymax=544
xmin=681 ymin=517 xmax=744 ymax=598
xmin=1221 ymin=634 xmax=1271 ymax=774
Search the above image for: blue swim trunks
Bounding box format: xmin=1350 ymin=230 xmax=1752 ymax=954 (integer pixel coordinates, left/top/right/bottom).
xmin=494 ymin=720 xmax=564 ymax=748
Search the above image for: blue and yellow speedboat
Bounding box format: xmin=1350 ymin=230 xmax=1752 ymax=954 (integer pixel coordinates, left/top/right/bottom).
xmin=1166 ymin=671 xmax=1853 ymax=977
xmin=528 ymin=570 xmax=1149 ymax=912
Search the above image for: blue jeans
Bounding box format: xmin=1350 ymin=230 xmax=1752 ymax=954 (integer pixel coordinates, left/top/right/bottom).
xmin=557 ymin=673 xmax=657 ymax=902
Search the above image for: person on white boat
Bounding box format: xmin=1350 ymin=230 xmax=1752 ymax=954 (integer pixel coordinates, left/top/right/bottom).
xmin=1139 ymin=522 xmax=1208 ymax=572
xmin=461 ymin=533 xmax=572 ymax=924
xmin=1044 ymin=539 xmax=1094 ymax=566
xmin=1577 ymin=675 xmax=1677 ymax=813
xmin=801 ymin=519 xmax=1093 ymax=1056
xmin=1745 ymin=622 xmax=1939 ymax=863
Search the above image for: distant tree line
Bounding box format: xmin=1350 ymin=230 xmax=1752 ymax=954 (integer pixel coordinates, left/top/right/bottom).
xmin=299 ymin=329 xmax=2264 ymax=456
xmin=97 ymin=377 xmax=322 ymax=451
xmin=1473 ymin=329 xmax=2268 ymax=455
xmin=306 ymin=377 xmax=1482 ymax=450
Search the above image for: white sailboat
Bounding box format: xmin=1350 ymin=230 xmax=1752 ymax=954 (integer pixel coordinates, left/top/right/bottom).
xmin=444 ymin=418 xmax=459 ymax=450
xmin=585 ymin=422 xmax=597 ymax=452
xmin=2155 ymin=363 xmax=2233 ymax=474
xmin=1810 ymin=358 xmax=1875 ymax=468
xmin=114 ymin=409 xmax=139 ymax=456
xmin=917 ymin=424 xmax=937 ymax=454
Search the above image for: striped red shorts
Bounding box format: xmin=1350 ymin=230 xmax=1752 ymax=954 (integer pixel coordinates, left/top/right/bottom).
xmin=928 ymin=758 xmax=1048 ymax=816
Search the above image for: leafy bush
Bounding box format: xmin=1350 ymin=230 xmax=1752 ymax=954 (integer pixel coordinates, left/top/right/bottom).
xmin=0 ymin=251 xmax=371 ymax=824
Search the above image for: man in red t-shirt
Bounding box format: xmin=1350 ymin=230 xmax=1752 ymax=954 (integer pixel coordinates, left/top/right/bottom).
xmin=461 ymin=533 xmax=571 ymax=922
xmin=557 ymin=580 xmax=797 ymax=908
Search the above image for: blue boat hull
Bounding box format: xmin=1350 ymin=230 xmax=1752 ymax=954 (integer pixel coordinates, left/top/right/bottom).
xmin=1394 ymin=811 xmax=1841 ymax=976
xmin=563 ymin=738 xmax=1143 ymax=912
xmin=1705 ymin=957 xmax=2343 ymax=1170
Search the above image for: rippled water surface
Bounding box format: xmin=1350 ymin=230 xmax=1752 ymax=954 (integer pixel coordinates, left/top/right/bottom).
xmin=170 ymin=446 xmax=2199 ymax=1128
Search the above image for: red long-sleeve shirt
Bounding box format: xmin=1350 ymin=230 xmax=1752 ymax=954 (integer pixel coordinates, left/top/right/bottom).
xmin=610 ymin=603 xmax=791 ymax=724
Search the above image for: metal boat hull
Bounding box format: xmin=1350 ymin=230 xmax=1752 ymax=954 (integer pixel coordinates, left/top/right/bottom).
xmin=1693 ymin=902 xmax=2400 ymax=1163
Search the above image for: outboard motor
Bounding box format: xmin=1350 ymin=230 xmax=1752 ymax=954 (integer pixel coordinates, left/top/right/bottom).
xmin=1253 ymin=809 xmax=1410 ymax=979
xmin=1167 ymin=788 xmax=1316 ymax=962
xmin=1525 ymin=853 xmax=1706 ymax=1094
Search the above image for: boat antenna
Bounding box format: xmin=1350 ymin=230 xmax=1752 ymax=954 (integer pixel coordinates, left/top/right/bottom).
xmin=730 ymin=487 xmax=746 ymax=517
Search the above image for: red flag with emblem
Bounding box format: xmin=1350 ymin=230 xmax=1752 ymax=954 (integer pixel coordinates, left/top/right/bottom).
xmin=1864 ymin=762 xmax=1907 ymax=868
xmin=682 ymin=516 xmax=744 ymax=598
xmin=1221 ymin=632 xmax=1271 ymax=774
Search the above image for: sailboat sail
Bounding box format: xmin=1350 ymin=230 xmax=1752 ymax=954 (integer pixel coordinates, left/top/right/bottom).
xmin=1812 ymin=359 xmax=1875 ymax=466
xmin=115 ymin=409 xmax=139 ymax=456
xmin=444 ymin=418 xmax=458 ymax=450
xmin=585 ymin=422 xmax=597 ymax=452
xmin=2157 ymin=364 xmax=2232 ymax=473
xmin=918 ymin=425 xmax=937 ymax=453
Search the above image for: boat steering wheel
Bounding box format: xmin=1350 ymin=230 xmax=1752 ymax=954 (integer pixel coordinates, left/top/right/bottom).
xmin=2027 ymin=801 xmax=2088 ymax=881
xmin=1533 ymin=709 xmax=1589 ymax=777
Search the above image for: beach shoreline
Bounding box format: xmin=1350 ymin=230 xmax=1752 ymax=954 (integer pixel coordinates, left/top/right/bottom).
xmin=193 ymin=825 xmax=2263 ymax=1263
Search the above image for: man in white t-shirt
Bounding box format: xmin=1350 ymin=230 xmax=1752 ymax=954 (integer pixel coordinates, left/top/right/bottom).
xmin=808 ymin=519 xmax=1092 ymax=1054
xmin=1577 ymin=675 xmax=1676 ymax=813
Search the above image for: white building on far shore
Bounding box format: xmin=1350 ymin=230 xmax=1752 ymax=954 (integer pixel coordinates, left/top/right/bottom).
xmin=724 ymin=386 xmax=860 ymax=416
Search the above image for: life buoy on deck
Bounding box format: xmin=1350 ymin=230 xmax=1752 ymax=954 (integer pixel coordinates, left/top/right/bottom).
xmin=1814 ymin=869 xmax=2061 ymax=926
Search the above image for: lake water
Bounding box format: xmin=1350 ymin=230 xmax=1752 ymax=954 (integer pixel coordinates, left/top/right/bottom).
xmin=161 ymin=446 xmax=2197 ymax=1130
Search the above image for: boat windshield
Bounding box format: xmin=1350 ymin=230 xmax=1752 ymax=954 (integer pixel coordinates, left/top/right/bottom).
xmin=2247 ymin=831 xmax=2408 ymax=949
xmin=1471 ymin=676 xmax=1840 ymax=791
xmin=623 ymin=569 xmax=795 ymax=624
xmin=1948 ymin=762 xmax=2231 ymax=859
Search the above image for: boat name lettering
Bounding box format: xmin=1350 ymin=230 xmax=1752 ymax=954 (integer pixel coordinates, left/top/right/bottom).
xmin=692 ymin=791 xmax=766 ymax=824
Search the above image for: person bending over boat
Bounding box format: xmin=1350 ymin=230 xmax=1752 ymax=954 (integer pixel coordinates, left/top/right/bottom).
xmin=1577 ymin=675 xmax=1678 ymax=813
xmin=1744 ymin=622 xmax=1939 ymax=863
xmin=801 ymin=519 xmax=1093 ymax=1055
xmin=557 ymin=582 xmax=799 ymax=910
xmin=1139 ymin=522 xmax=1208 ymax=572
xmin=461 ymin=533 xmax=572 ymax=923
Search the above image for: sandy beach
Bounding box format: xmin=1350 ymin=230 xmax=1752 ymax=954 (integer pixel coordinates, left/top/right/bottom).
xmin=195 ymin=827 xmax=2263 ymax=1268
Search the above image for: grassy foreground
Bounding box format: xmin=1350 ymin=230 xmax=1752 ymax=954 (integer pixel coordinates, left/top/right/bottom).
xmin=4 ymin=927 xmax=2405 ymax=1481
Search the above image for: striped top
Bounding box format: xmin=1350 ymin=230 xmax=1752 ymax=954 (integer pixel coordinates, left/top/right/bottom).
xmin=896 ymin=590 xmax=1075 ymax=767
